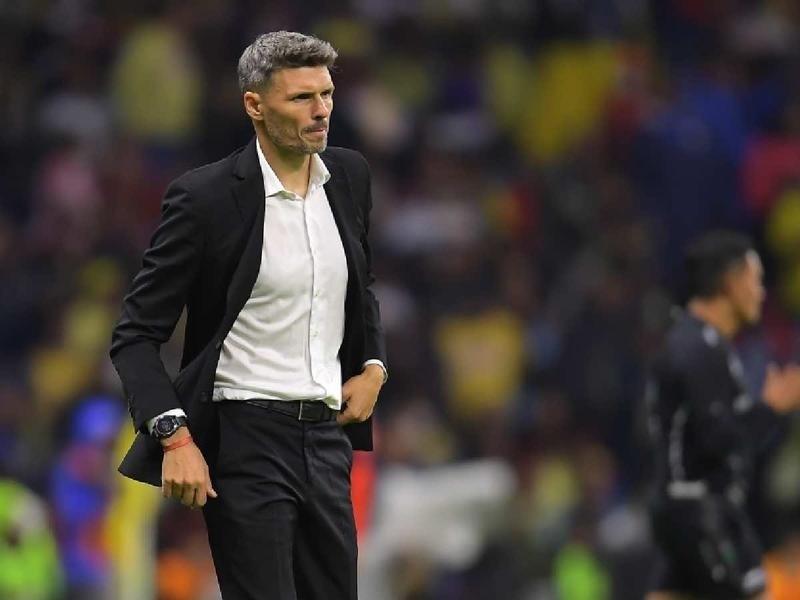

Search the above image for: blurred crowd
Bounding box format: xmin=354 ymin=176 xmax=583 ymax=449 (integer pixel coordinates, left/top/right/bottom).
xmin=5 ymin=0 xmax=800 ymax=599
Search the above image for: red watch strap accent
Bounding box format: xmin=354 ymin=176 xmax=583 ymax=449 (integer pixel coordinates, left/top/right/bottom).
xmin=163 ymin=435 xmax=193 ymax=453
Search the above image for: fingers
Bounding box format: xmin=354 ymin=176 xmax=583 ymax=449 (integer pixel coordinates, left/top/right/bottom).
xmin=336 ymin=397 xmax=374 ymax=425
xmin=179 ymin=484 xmax=197 ymax=507
xmin=163 ymin=480 xmax=217 ymax=508
xmin=337 ymin=404 xmax=353 ymax=425
xmin=194 ymin=486 xmax=207 ymax=508
xmin=207 ymin=481 xmax=218 ymax=499
xmin=162 ymin=476 xmax=217 ymax=508
xmin=161 ymin=444 xmax=218 ymax=508
xmin=196 ymin=471 xmax=217 ymax=505
xmin=339 ymin=371 xmax=381 ymax=425
xmin=337 ymin=402 xmax=365 ymax=425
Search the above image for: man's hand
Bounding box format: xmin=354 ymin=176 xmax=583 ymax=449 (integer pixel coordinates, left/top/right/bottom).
xmin=161 ymin=427 xmax=218 ymax=509
xmin=337 ymin=364 xmax=384 ymax=425
xmin=762 ymin=363 xmax=800 ymax=414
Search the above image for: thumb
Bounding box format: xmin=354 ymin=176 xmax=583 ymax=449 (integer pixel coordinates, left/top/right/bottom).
xmin=207 ymin=481 xmax=218 ymax=498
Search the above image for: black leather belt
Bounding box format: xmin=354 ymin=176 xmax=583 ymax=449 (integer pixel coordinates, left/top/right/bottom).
xmin=243 ymin=399 xmax=338 ymax=422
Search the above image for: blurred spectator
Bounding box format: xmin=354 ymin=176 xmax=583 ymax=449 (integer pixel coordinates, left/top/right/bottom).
xmin=110 ymin=4 xmax=202 ymax=151
xmin=50 ymin=396 xmax=123 ymax=599
xmin=0 ymin=479 xmax=63 ymax=599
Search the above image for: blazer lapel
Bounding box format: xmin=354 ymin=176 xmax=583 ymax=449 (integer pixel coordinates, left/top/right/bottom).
xmin=322 ymin=154 xmax=365 ymax=371
xmin=219 ymin=144 xmax=363 ymax=344
xmin=232 ymin=138 xmax=264 ymax=223
xmin=322 ymin=155 xmax=363 ymax=291
xmin=222 ymin=138 xmax=265 ymax=333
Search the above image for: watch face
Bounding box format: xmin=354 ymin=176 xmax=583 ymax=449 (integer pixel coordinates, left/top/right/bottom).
xmin=155 ymin=416 xmax=177 ymax=436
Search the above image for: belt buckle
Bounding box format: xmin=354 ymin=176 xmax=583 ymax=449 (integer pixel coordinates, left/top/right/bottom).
xmin=297 ymin=400 xmax=311 ymax=421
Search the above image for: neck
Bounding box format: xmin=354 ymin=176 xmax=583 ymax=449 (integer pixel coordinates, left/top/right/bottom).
xmin=687 ymin=297 xmax=739 ymax=339
xmin=255 ymin=129 xmax=311 ymax=195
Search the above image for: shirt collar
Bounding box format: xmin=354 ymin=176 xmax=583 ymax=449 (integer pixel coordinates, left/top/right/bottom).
xmin=255 ymin=139 xmax=330 ymax=200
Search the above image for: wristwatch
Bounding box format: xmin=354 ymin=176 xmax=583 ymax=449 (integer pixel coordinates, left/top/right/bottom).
xmin=151 ymin=415 xmax=188 ymax=440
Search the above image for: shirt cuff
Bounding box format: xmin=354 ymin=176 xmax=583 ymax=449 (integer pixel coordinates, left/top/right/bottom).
xmin=363 ymin=359 xmax=388 ymax=384
xmin=146 ymin=408 xmax=188 ymax=435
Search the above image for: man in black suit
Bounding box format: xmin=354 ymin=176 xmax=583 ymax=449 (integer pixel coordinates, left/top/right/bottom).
xmin=110 ymin=31 xmax=387 ymax=599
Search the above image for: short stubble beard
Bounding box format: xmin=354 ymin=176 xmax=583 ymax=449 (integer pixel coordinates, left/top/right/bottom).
xmin=264 ymin=118 xmax=327 ymax=156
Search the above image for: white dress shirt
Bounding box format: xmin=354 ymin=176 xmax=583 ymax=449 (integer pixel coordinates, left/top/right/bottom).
xmin=212 ymin=143 xmax=348 ymax=407
xmin=147 ymin=142 xmax=385 ymax=432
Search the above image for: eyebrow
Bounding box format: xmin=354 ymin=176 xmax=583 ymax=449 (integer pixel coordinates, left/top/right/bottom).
xmin=288 ymin=85 xmax=335 ymax=99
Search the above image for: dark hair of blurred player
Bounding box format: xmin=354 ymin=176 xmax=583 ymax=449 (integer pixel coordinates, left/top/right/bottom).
xmin=684 ymin=232 xmax=765 ymax=331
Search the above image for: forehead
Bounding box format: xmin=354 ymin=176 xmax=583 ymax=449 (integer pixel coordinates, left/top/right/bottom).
xmin=269 ymin=66 xmax=333 ymax=93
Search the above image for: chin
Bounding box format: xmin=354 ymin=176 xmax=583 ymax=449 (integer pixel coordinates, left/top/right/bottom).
xmin=296 ymin=140 xmax=326 ymax=154
xmin=308 ymin=139 xmax=327 ymax=153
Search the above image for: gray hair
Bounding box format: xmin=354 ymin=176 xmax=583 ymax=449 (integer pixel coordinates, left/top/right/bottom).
xmin=237 ymin=31 xmax=338 ymax=93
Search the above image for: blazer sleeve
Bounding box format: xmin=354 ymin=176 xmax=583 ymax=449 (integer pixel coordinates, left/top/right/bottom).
xmin=110 ymin=179 xmax=204 ymax=432
xmin=356 ymin=155 xmax=388 ymax=369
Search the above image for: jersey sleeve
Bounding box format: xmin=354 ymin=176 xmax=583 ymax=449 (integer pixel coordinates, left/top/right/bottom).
xmin=678 ymin=343 xmax=777 ymax=459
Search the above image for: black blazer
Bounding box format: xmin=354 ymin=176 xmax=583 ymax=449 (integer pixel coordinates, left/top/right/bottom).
xmin=110 ymin=138 xmax=387 ymax=486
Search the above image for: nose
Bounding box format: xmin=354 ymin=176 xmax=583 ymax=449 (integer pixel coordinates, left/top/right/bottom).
xmin=312 ymin=95 xmax=331 ymax=119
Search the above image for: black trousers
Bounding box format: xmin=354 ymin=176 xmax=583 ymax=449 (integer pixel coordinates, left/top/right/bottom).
xmin=649 ymin=495 xmax=765 ymax=599
xmin=202 ymin=401 xmax=357 ymax=600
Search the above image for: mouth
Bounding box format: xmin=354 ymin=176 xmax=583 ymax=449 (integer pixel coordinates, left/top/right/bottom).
xmin=304 ymin=126 xmax=328 ymax=136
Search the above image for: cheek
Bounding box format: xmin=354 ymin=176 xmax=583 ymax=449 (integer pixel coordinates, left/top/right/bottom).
xmin=731 ymin=285 xmax=753 ymax=313
xmin=751 ymin=280 xmax=764 ymax=300
xmin=266 ymin=109 xmax=295 ymax=132
xmin=747 ymin=285 xmax=763 ymax=311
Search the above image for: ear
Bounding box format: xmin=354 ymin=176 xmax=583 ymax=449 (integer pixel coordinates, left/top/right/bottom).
xmin=243 ymin=91 xmax=264 ymax=121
